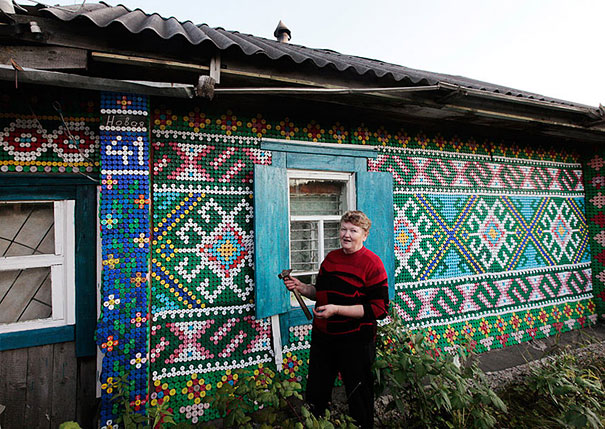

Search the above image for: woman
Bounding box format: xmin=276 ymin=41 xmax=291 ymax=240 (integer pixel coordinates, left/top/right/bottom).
xmin=283 ymin=210 xmax=389 ymax=429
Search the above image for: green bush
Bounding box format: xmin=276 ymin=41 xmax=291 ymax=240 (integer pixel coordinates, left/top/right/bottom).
xmin=210 ymin=366 xmax=357 ymax=428
xmin=373 ymin=309 xmax=506 ymax=428
xmin=63 ymin=318 xmax=605 ymax=428
xmin=110 ymin=373 xmax=176 ymax=429
xmin=499 ymin=350 xmax=605 ymax=428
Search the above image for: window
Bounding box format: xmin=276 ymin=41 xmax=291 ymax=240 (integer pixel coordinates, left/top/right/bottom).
xmin=0 ymin=200 xmax=75 ymax=333
xmin=0 ymin=178 xmax=96 ymax=355
xmin=288 ymin=171 xmax=354 ymax=305
xmin=253 ymin=139 xmax=395 ymax=339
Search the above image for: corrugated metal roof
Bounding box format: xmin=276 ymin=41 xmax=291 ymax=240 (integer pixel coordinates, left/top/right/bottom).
xmin=33 ymin=2 xmax=592 ymax=109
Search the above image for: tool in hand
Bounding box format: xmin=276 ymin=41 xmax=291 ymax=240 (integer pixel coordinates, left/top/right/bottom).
xmin=278 ymin=269 xmax=313 ymax=320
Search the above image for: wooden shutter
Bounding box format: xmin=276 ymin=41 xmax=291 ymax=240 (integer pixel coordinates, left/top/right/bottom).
xmin=253 ymin=164 xmax=291 ymax=319
xmin=357 ymin=171 xmax=395 ymax=299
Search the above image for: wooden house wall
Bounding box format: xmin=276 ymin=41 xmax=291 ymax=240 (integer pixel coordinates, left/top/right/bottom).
xmin=0 ymin=342 xmax=97 ymax=429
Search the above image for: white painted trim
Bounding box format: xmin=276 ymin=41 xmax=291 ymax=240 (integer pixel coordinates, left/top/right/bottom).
xmin=51 ymin=264 xmax=65 ymax=320
xmin=54 ymin=200 xmax=65 ymax=256
xmin=271 ymin=315 xmax=283 ymax=371
xmin=291 ymin=215 xmax=341 ymax=222
xmin=0 ymin=317 xmax=70 ymax=334
xmin=0 ymin=254 xmax=62 ymax=270
xmin=63 ymin=200 xmax=76 ymax=325
xmin=317 ymin=220 xmax=325 ymax=261
xmin=339 ymin=173 xmax=355 ymax=210
xmin=288 ymin=169 xmax=353 ymax=180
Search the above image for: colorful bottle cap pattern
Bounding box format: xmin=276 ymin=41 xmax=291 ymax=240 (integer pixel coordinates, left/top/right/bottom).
xmin=1 ymin=86 xmax=601 ymax=426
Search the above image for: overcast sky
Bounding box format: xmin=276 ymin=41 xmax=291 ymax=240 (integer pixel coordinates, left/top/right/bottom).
xmin=94 ymin=0 xmax=605 ymax=107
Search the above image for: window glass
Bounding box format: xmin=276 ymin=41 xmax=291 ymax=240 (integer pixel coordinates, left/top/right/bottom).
xmin=0 ymin=267 xmax=52 ymax=324
xmin=289 ymin=179 xmax=346 ymax=216
xmin=288 ymin=175 xmax=352 ymax=305
xmin=0 ymin=202 xmax=55 ymax=257
xmin=290 ymin=221 xmax=319 ymax=272
xmin=323 ymin=221 xmax=340 ymax=258
xmin=0 ymin=199 xmax=75 ymax=334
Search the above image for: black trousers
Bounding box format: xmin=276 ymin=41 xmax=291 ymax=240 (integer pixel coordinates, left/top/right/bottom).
xmin=305 ymin=337 xmax=376 ymax=429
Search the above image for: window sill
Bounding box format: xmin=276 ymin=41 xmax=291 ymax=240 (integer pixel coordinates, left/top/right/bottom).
xmin=0 ymin=325 xmax=74 ymax=351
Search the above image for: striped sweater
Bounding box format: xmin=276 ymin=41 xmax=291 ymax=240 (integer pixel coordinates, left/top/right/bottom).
xmin=313 ymin=246 xmax=389 ymax=343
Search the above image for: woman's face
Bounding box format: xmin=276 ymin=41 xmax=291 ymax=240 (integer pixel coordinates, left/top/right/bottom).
xmin=340 ymin=221 xmax=368 ymax=254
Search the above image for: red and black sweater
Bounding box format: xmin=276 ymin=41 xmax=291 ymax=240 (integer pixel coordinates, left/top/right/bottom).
xmin=313 ymin=246 xmax=389 ymax=344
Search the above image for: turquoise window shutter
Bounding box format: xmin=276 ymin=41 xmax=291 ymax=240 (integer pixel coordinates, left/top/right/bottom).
xmin=357 ymin=171 xmax=395 ymax=299
xmin=254 ymin=163 xmax=291 ymax=319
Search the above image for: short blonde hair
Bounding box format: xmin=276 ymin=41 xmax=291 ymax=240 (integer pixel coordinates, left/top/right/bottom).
xmin=340 ymin=210 xmax=371 ymax=233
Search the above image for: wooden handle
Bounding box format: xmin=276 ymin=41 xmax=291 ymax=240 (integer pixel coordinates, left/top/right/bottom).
xmin=292 ymin=289 xmax=313 ymax=320
xmin=278 ymin=269 xmax=312 ymax=320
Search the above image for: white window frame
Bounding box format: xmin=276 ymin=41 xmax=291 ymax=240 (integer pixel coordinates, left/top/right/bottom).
xmin=0 ymin=200 xmax=76 ymax=333
xmin=287 ymin=170 xmax=355 ymax=306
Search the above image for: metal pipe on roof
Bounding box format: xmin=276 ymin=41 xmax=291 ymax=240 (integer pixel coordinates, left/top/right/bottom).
xmin=437 ymin=82 xmax=599 ymax=118
xmin=213 ymin=84 xmax=599 ymax=118
xmin=213 ymin=86 xmax=441 ymax=95
xmin=442 ymin=104 xmax=592 ymax=131
xmin=274 ymin=20 xmax=291 ymax=43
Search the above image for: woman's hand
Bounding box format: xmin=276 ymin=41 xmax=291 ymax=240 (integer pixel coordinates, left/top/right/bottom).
xmin=283 ymin=275 xmax=316 ymax=300
xmin=313 ymin=304 xmax=339 ymax=319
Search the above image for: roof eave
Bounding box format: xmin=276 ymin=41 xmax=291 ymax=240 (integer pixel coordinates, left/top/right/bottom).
xmin=1 ymin=64 xmax=603 ymax=143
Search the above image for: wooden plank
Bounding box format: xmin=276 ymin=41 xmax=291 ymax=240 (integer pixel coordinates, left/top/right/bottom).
xmin=51 ymin=342 xmax=77 ymax=427
xmin=24 ymin=344 xmax=53 ymax=429
xmin=76 ymin=356 xmax=98 ymax=428
xmin=92 ymin=51 xmax=209 ymax=72
xmin=286 ymin=153 xmax=357 ymax=172
xmin=0 ymin=348 xmax=28 ymax=428
xmin=75 ymin=185 xmax=97 ymax=357
xmin=0 ymin=46 xmax=87 ymax=70
xmin=0 ymin=64 xmax=195 ymax=99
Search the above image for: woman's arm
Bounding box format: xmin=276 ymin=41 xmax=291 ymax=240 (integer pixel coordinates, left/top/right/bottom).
xmin=313 ymin=304 xmax=364 ymax=319
xmin=283 ymin=276 xmax=316 ymax=300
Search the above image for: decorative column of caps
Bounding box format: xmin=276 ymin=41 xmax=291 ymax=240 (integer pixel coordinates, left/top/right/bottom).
xmin=98 ymin=93 xmax=151 ymax=427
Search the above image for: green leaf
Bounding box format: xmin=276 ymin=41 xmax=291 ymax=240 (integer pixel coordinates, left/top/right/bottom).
xmin=488 ymin=389 xmax=507 ymax=412
xmin=439 ymin=388 xmax=452 ymax=411
xmin=564 ymin=408 xmax=588 ymax=428
xmin=59 ymin=423 xmax=83 ymax=429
